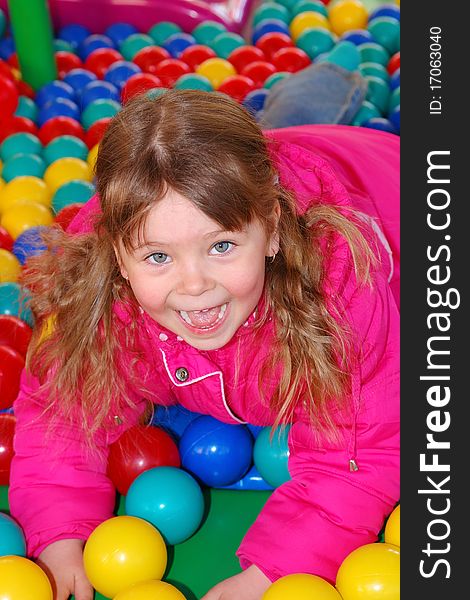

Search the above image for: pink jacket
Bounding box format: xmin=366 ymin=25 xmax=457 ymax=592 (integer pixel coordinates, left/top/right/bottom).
xmin=9 ymin=125 xmax=400 ymax=583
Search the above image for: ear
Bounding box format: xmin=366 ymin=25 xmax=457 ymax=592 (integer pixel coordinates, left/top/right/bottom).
xmin=267 ymin=201 xmax=281 ymax=257
xmin=113 ymin=243 xmax=128 ymax=280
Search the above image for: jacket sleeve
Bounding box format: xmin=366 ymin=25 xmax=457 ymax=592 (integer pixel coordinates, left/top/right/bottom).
xmin=8 ymin=369 xmax=147 ymax=558
xmin=236 ymin=249 xmax=400 ymax=583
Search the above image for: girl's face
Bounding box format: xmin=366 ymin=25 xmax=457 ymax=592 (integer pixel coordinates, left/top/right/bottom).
xmin=116 ymin=189 xmax=277 ymax=351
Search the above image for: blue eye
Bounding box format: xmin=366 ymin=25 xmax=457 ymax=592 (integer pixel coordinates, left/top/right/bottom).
xmin=211 ymin=241 xmax=233 ymax=254
xmin=148 ymin=252 xmax=169 ymax=264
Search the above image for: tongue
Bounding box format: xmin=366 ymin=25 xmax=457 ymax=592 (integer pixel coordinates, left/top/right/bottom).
xmin=188 ymin=306 xmax=221 ymax=327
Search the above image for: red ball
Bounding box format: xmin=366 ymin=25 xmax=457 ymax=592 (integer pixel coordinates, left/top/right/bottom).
xmin=107 ymin=424 xmax=180 ymax=495
xmin=0 ymin=226 xmax=14 ymax=251
xmin=56 ymin=50 xmax=83 ymax=78
xmin=180 ymin=44 xmax=217 ymax=70
xmin=240 ymin=60 xmax=277 ymax=87
xmin=84 ymin=47 xmax=123 ymax=79
xmin=388 ymin=51 xmax=400 ymax=75
xmin=38 ymin=116 xmax=85 ymax=145
xmin=0 ymin=315 xmax=33 ymax=358
xmin=121 ymin=72 xmax=163 ymax=104
xmin=0 ymin=60 xmax=15 ymax=82
xmin=154 ymin=58 xmax=191 ymax=87
xmin=133 ymin=46 xmax=171 ymax=75
xmin=85 ymin=117 xmax=111 ymax=149
xmin=227 ymin=45 xmax=266 ymax=73
xmin=16 ymin=79 xmax=35 ymax=99
xmin=217 ymin=74 xmax=256 ymax=102
xmin=0 ymin=413 xmax=16 ymax=486
xmin=272 ymin=46 xmax=311 ymax=73
xmin=0 ymin=115 xmax=38 ymax=142
xmin=6 ymin=52 xmax=19 ymax=70
xmin=0 ymin=74 xmax=19 ymax=115
xmin=54 ymin=202 xmax=86 ymax=230
xmin=0 ymin=345 xmax=25 ymax=410
xmin=255 ymin=32 xmax=294 ymax=62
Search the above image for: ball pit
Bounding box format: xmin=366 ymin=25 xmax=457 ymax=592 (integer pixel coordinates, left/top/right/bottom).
xmin=0 ymin=555 xmax=53 ymax=600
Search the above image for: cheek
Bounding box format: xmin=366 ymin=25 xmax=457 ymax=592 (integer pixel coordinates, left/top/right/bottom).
xmin=225 ymin=259 xmax=266 ymax=298
xmin=129 ymin=279 xmax=166 ymax=311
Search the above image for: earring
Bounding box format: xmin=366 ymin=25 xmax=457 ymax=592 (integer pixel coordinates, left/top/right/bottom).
xmin=269 ymin=253 xmax=277 ymax=264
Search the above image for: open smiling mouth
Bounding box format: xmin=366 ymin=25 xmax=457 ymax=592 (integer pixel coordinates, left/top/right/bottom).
xmin=177 ymin=303 xmax=228 ymax=332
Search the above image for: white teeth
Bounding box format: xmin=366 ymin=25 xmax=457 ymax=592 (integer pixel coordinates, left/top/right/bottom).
xmin=218 ymin=303 xmax=227 ymax=319
xmin=179 ymin=310 xmax=192 ymax=325
xmin=178 ymin=303 xmax=227 ymax=327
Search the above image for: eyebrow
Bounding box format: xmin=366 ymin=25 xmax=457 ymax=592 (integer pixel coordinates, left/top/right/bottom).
xmin=136 ymin=229 xmax=240 ymax=249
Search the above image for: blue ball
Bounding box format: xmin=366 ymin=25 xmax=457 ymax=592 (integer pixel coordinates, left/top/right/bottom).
xmin=35 ymin=81 xmax=76 ymax=109
xmin=253 ymin=425 xmax=291 ymax=488
xmin=179 ymin=415 xmax=253 ymax=487
xmin=150 ymin=404 xmax=203 ymax=440
xmin=362 ymin=117 xmax=398 ymax=135
xmin=242 ymin=88 xmax=269 ymax=115
xmin=0 ymin=36 xmax=15 ymax=60
xmin=125 ymin=466 xmax=204 ymax=545
xmin=340 ymin=29 xmax=373 ymax=46
xmin=63 ymin=68 xmax=98 ymax=97
xmin=80 ymin=80 xmax=121 ymax=109
xmin=369 ymin=4 xmax=400 ymax=22
xmin=12 ymin=226 xmax=48 ymax=266
xmin=104 ymin=60 xmax=141 ymax=90
xmin=0 ymin=513 xmax=26 ymax=557
xmin=218 ymin=464 xmax=274 ymax=491
xmin=57 ymin=23 xmax=91 ymax=50
xmin=105 ymin=22 xmax=139 ymax=47
xmin=390 ymin=67 xmax=400 ymax=91
xmin=78 ymin=33 xmax=115 ymax=61
xmin=389 ymin=104 xmax=400 ymax=133
xmin=252 ymin=19 xmax=290 ymax=44
xmin=163 ymin=32 xmax=196 ymax=58
xmin=37 ymin=97 xmax=81 ymax=127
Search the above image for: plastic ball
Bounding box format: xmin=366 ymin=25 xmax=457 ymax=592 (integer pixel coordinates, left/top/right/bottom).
xmin=107 ymin=424 xmax=180 ymax=495
xmin=105 ymin=22 xmax=139 ymax=48
xmin=292 ymin=0 xmax=328 ymax=18
xmin=120 ymin=33 xmax=154 ymax=61
xmin=211 ymin=32 xmax=246 ymax=60
xmin=150 ymin=403 xmax=202 ymax=439
xmin=1 ymin=200 xmax=53 ymax=239
xmin=1 ymin=153 xmax=46 ymax=183
xmin=328 ymin=0 xmax=369 ymax=36
xmin=365 ymin=75 xmax=390 ymax=113
xmin=84 ymin=47 xmax=123 ymax=79
xmin=163 ymin=33 xmax=197 ymax=59
xmin=227 ymin=45 xmax=265 ymax=72
xmin=289 ymin=11 xmax=331 ymax=42
xmin=368 ymin=16 xmax=400 ymax=55
xmin=133 ymin=45 xmax=171 ymax=75
xmin=179 ymin=415 xmax=253 ymax=487
xmin=58 ymin=23 xmax=91 ymax=51
xmin=0 ymin=344 xmax=24 ymax=409
xmin=296 ymin=27 xmax=336 ymax=60
xmin=0 ymin=511 xmax=26 ymax=557
xmin=240 ymin=60 xmax=276 ymax=87
xmin=252 ymin=19 xmax=291 ymax=45
xmin=148 ymin=21 xmax=183 ymax=46
xmin=114 ymin=579 xmax=187 ymax=600
xmin=341 ymin=28 xmax=373 ymax=45
xmin=243 ymin=88 xmax=270 ymax=115
xmin=272 ymin=46 xmax=311 ymax=72
xmin=217 ymin=75 xmax=256 ymax=101
xmin=336 ymin=542 xmax=400 ymax=600
xmin=0 ymin=133 xmax=42 ymax=163
xmin=384 ymin=504 xmax=400 ymax=547
xmin=0 ymin=555 xmax=53 ymax=599
xmin=0 ymin=248 xmax=21 ymax=283
xmin=173 ymin=73 xmax=213 ymax=92
xmin=0 ymin=314 xmax=32 ymax=357
xmin=179 ymin=44 xmax=217 ymax=70
xmin=37 ymin=116 xmax=85 ymax=146
xmin=351 ymin=100 xmax=381 ymax=126
xmin=369 ymin=4 xmax=400 ymax=22
xmin=253 ymin=425 xmax=291 ymax=487
xmin=255 ymin=32 xmax=293 ymax=61
xmin=191 ymin=20 xmax=226 ymax=46
xmin=0 ymin=75 xmax=19 ymax=115
xmin=387 ymin=51 xmax=400 ymax=75
xmin=54 ymin=202 xmax=85 ymax=230
xmin=264 ymin=71 xmax=291 ymax=89
xmin=121 ymin=73 xmax=164 ymax=103
xmin=196 ymin=57 xmax=236 ymax=89
xmin=388 ymin=104 xmax=400 ymax=133
xmin=83 ymin=515 xmax=167 ymax=599
xmin=388 ymin=86 xmax=400 ymax=112
xmin=390 ymin=68 xmax=400 ymax=91
xmin=12 ymin=224 xmax=48 ymax=265
xmin=0 ymin=175 xmax=51 ymax=214
xmin=0 ymin=37 xmax=15 ymax=62
xmin=104 ymin=60 xmax=141 ymax=90
xmin=51 ymin=179 xmax=95 ymax=213
xmin=0 ymin=282 xmax=33 ymax=324
xmin=154 ymin=59 xmax=192 ymax=88
xmin=85 ymin=117 xmax=111 ymax=148
xmin=42 ymin=134 xmax=88 ymax=166
xmin=359 ymin=62 xmax=390 ymax=83
xmin=81 ymin=98 xmax=121 ymax=130
xmin=43 ymin=156 xmax=92 ymax=195
xmin=358 ymin=41 xmax=390 ymax=67
xmin=125 ymin=466 xmax=204 ymax=545
xmin=35 ymin=80 xmax=76 ymax=109
xmin=0 ymin=115 xmax=38 ymax=142
xmin=253 ymin=2 xmax=291 ymax=27
xmin=362 ymin=117 xmax=397 ymax=135
xmin=0 ymin=225 xmax=13 ymax=251
xmin=14 ymin=96 xmax=38 ymax=123
xmin=80 ymin=80 xmax=120 ymax=109
xmin=78 ymin=33 xmax=115 ymax=61
xmin=55 ymin=50 xmax=83 ymax=78
xmin=263 ymin=573 xmax=342 ymax=599
xmin=87 ymin=142 xmax=99 ymax=170
xmin=0 ymin=412 xmax=15 ymax=485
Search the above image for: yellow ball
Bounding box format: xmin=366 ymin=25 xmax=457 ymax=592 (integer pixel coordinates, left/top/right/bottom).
xmin=336 ymin=543 xmax=400 ymax=600
xmin=263 ymin=573 xmax=342 ymax=599
xmin=0 ymin=176 xmax=51 ymax=214
xmin=113 ymin=579 xmax=187 ymax=599
xmin=290 ymin=12 xmax=331 ymax=41
xmin=0 ymin=248 xmax=22 ymax=283
xmin=328 ymin=0 xmax=369 ymax=36
xmin=384 ymin=504 xmax=400 ymax=547
xmin=0 ymin=555 xmax=53 ymax=600
xmin=195 ymin=57 xmax=236 ymax=89
xmin=83 ymin=515 xmax=168 ymax=599
xmin=43 ymin=157 xmax=93 ymax=195
xmin=1 ymin=200 xmax=54 ymax=239
xmin=87 ymin=143 xmax=100 ymax=171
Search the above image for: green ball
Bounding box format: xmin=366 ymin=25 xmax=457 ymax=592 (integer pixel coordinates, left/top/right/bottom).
xmin=365 ymin=75 xmax=390 ymax=114
xmin=296 ymin=27 xmax=335 ymax=60
xmin=264 ymin=71 xmax=291 ymax=89
xmin=146 ymin=87 xmax=169 ymax=100
xmin=252 ymin=3 xmax=291 ymax=28
xmin=351 ymin=100 xmax=381 ymax=126
xmin=210 ymin=32 xmax=246 ymax=59
xmin=253 ymin=426 xmax=291 ymax=488
xmin=0 ymin=9 xmax=6 ymax=38
xmin=292 ymin=0 xmax=328 ymax=18
xmin=52 ymin=179 xmax=96 ymax=214
xmin=14 ymin=96 xmax=39 ymax=123
xmin=53 ymin=38 xmax=76 ymax=53
xmin=273 ymin=0 xmax=300 ymax=11
xmin=358 ymin=42 xmax=390 ymax=67
xmin=43 ymin=135 xmax=89 ymax=166
xmin=174 ymin=74 xmax=213 ymax=91
xmin=388 ymin=86 xmax=400 ymax=112
xmin=359 ymin=61 xmax=390 ymax=83
xmin=0 ymin=133 xmax=42 ymax=162
xmin=119 ymin=33 xmax=154 ymax=61
xmin=1 ymin=153 xmax=46 ymax=183
xmin=191 ymin=20 xmax=226 ymax=46
xmin=147 ymin=21 xmax=182 ymax=45
xmin=81 ymin=99 xmax=121 ymax=131
xmin=368 ymin=16 xmax=400 ymax=55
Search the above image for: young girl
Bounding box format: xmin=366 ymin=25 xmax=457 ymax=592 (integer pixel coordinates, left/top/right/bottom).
xmin=9 ymin=90 xmax=399 ymax=600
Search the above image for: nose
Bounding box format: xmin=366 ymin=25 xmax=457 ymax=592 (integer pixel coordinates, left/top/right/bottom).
xmin=176 ymin=259 xmax=214 ymax=296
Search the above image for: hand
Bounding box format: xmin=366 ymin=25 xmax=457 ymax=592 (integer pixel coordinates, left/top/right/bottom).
xmin=37 ymin=539 xmax=93 ymax=600
xmin=200 ymin=565 xmax=271 ymax=600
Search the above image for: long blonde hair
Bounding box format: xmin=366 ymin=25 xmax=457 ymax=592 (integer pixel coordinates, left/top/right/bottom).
xmin=24 ymin=90 xmax=373 ymax=439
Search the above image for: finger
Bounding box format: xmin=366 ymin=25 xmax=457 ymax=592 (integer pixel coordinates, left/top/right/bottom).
xmin=73 ymin=573 xmax=94 ymax=600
